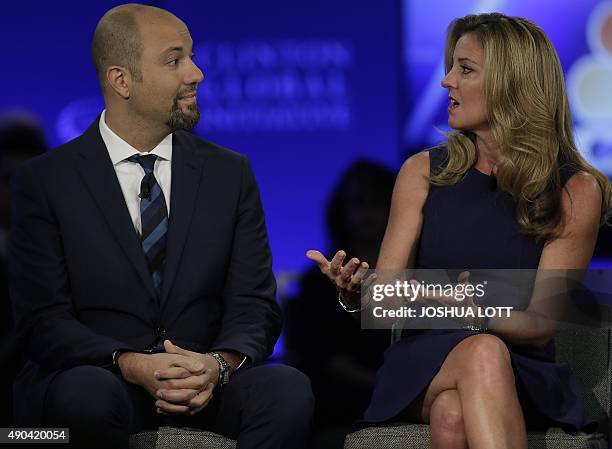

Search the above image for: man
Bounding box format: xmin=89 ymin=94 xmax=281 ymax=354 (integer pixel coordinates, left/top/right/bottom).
xmin=9 ymin=4 xmax=313 ymax=448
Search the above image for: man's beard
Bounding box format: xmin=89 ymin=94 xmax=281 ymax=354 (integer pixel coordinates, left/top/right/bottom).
xmin=166 ymin=95 xmax=200 ymax=132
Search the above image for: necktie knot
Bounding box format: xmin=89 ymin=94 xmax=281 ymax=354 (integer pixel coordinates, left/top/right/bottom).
xmin=128 ymin=154 xmax=157 ymax=173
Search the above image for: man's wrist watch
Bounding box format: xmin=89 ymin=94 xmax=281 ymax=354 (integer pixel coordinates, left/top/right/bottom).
xmin=111 ymin=350 xmax=124 ymax=375
xmin=207 ymin=352 xmax=230 ymax=388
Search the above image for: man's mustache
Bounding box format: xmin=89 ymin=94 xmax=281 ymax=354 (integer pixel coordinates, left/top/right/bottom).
xmin=177 ymin=88 xmax=197 ymax=99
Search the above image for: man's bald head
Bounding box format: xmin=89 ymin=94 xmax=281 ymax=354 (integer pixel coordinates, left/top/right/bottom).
xmin=91 ymin=4 xmax=178 ymax=90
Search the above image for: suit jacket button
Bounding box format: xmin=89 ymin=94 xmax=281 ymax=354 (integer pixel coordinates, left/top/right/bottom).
xmin=156 ymin=326 xmax=166 ymax=337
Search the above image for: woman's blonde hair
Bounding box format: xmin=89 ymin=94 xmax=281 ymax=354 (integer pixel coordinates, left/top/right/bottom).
xmin=431 ymin=12 xmax=612 ymax=240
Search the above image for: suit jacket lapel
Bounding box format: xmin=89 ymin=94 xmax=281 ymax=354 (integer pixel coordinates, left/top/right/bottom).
xmin=73 ymin=118 xmax=157 ymax=300
xmin=160 ymin=132 xmax=205 ymax=310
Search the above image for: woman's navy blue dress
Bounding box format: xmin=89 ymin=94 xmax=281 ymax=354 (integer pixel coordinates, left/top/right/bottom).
xmin=362 ymin=146 xmax=593 ymax=431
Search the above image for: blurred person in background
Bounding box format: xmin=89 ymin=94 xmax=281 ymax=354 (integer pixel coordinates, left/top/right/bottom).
xmin=0 ymin=111 xmax=47 ymax=427
xmin=284 ymin=160 xmax=393 ymax=448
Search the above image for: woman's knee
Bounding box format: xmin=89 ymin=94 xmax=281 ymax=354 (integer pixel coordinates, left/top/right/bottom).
xmin=428 ymin=389 xmax=468 ymax=449
xmin=429 ymin=389 xmax=464 ymax=434
xmin=458 ymin=334 xmax=514 ymax=385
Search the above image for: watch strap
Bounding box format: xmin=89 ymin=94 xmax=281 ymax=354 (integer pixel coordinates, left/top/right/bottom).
xmin=207 ymin=351 xmax=230 ymax=388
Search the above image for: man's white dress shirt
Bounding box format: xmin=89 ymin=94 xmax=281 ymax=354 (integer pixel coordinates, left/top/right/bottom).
xmin=98 ymin=109 xmax=172 ymax=237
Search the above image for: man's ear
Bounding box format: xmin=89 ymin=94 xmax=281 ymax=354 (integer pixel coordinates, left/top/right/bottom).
xmin=106 ymin=65 xmax=131 ymax=99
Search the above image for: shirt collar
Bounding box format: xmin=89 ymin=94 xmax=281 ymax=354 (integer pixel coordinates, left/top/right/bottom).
xmin=99 ymin=110 xmax=173 ymax=165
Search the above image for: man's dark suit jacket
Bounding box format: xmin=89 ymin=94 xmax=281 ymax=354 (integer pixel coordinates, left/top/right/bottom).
xmin=8 ymin=117 xmax=280 ymax=424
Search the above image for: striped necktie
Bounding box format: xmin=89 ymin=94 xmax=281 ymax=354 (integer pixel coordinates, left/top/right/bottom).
xmin=128 ymin=154 xmax=168 ymax=294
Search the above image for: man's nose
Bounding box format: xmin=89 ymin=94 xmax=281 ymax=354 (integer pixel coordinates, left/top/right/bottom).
xmin=186 ymin=60 xmax=204 ymax=85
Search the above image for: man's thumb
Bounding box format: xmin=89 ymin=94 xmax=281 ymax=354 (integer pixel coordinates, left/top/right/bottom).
xmin=164 ymin=339 xmax=180 ymax=353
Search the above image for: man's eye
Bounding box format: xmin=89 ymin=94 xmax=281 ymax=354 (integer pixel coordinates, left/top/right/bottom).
xmin=168 ymin=59 xmax=179 ymax=65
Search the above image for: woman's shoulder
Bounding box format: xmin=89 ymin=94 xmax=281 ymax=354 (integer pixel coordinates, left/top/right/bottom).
xmin=561 ymin=170 xmax=601 ymax=201
xmin=397 ymin=144 xmax=451 ymax=184
xmin=559 ymin=162 xmax=585 ymax=187
xmin=423 ymin=144 xmax=448 ymax=156
xmin=554 ymin=160 xmax=603 ymax=226
xmin=393 ymin=148 xmax=433 ymax=202
xmin=400 ymin=147 xmax=433 ymax=178
xmin=419 ymin=144 xmax=448 ymax=177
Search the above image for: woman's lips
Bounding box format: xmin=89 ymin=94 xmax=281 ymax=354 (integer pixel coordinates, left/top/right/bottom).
xmin=448 ymin=96 xmax=460 ymax=112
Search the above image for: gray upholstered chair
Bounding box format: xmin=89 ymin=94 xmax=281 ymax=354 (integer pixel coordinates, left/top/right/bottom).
xmin=130 ymin=426 xmax=236 ymax=449
xmin=344 ymin=323 xmax=611 ymax=449
xmin=127 ymin=308 xmax=610 ymax=449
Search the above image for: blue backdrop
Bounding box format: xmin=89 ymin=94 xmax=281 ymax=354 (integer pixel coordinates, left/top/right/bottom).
xmin=0 ymin=0 xmax=610 ymax=274
xmin=0 ymin=0 xmax=402 ymax=274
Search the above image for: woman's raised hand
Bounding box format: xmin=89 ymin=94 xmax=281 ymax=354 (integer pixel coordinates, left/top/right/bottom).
xmin=306 ymin=250 xmax=370 ymax=305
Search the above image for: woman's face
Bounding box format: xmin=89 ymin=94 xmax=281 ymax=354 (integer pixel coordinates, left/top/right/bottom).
xmin=441 ymin=33 xmax=489 ymax=133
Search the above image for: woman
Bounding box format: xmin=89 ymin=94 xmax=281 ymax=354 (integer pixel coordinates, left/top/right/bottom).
xmin=307 ymin=13 xmax=612 ymax=449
